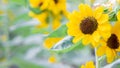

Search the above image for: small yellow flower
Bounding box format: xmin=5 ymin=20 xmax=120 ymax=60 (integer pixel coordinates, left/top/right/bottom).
xmin=0 ymin=10 xmax=4 ymax=15
xmin=97 ymin=11 xmax=120 ymax=63
xmin=48 ymin=0 xmax=67 ymax=15
xmin=44 ymin=38 xmax=62 ymax=49
xmin=48 ymin=56 xmax=57 ymax=63
xmin=80 ymin=61 xmax=95 ymax=68
xmin=29 ymin=0 xmax=49 ymax=10
xmin=1 ymin=35 xmax=7 ymax=42
xmin=67 ymin=4 xmax=111 ymax=47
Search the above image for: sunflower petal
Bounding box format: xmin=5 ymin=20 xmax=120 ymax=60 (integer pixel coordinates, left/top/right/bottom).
xmin=82 ymin=35 xmax=91 ymax=45
xmin=97 ymin=14 xmax=109 ymax=24
xmin=79 ymin=4 xmax=93 ymax=17
xmin=117 ymin=11 xmax=120 ymax=21
xmin=94 ymin=6 xmax=104 ymax=19
xmin=97 ymin=46 xmax=106 ymax=56
xmin=106 ymin=48 xmax=115 ymax=63
xmin=86 ymin=61 xmax=95 ymax=68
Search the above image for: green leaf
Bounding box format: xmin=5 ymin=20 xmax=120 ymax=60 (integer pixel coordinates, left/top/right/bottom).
xmin=50 ymin=36 xmax=84 ymax=53
xmin=31 ymin=27 xmax=49 ymax=34
xmin=47 ymin=24 xmax=67 ymax=38
xmin=11 ymin=57 xmax=46 ymax=68
xmin=11 ymin=26 xmax=32 ymax=37
xmin=109 ymin=11 xmax=117 ymax=21
xmin=10 ymin=0 xmax=28 ymax=6
xmin=29 ymin=7 xmax=43 ymax=14
xmin=11 ymin=13 xmax=31 ymax=25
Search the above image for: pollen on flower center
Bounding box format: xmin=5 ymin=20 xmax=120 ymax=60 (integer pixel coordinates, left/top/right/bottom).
xmin=38 ymin=2 xmax=43 ymax=7
xmin=80 ymin=17 xmax=98 ymax=34
xmin=54 ymin=0 xmax=58 ymax=4
xmin=107 ymin=34 xmax=119 ymax=49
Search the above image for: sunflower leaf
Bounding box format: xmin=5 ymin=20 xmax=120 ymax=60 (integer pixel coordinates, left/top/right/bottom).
xmin=47 ymin=24 xmax=67 ymax=38
xmin=50 ymin=36 xmax=84 ymax=53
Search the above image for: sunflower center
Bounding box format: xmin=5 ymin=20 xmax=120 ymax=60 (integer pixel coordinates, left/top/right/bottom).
xmin=107 ymin=34 xmax=119 ymax=49
xmin=54 ymin=0 xmax=58 ymax=4
xmin=80 ymin=17 xmax=98 ymax=34
xmin=38 ymin=2 xmax=43 ymax=7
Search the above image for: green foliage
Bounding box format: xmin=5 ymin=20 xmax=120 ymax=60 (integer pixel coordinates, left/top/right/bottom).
xmin=11 ymin=13 xmax=31 ymax=25
xmin=48 ymin=24 xmax=67 ymax=38
xmin=10 ymin=0 xmax=28 ymax=6
xmin=11 ymin=57 xmax=46 ymax=68
xmin=50 ymin=36 xmax=84 ymax=53
xmin=12 ymin=26 xmax=32 ymax=37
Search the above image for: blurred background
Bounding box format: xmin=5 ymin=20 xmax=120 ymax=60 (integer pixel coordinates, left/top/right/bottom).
xmin=0 ymin=0 xmax=120 ymax=68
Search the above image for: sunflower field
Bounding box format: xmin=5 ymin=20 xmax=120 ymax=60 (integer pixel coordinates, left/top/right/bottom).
xmin=1 ymin=0 xmax=120 ymax=68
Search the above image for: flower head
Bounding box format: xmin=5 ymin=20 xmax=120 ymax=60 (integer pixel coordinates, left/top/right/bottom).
xmin=97 ymin=11 xmax=120 ymax=63
xmin=48 ymin=0 xmax=67 ymax=15
xmin=67 ymin=4 xmax=111 ymax=47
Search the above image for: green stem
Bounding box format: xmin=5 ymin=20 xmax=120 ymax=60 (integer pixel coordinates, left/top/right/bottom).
xmin=95 ymin=48 xmax=99 ymax=68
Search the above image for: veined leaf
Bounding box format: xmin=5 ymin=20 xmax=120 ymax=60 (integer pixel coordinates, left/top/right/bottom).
xmin=50 ymin=36 xmax=84 ymax=53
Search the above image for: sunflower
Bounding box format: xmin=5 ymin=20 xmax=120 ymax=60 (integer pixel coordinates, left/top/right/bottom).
xmin=48 ymin=0 xmax=67 ymax=15
xmin=67 ymin=4 xmax=111 ymax=47
xmin=44 ymin=38 xmax=62 ymax=49
xmin=97 ymin=11 xmax=120 ymax=63
xmin=29 ymin=0 xmax=49 ymax=10
xmin=81 ymin=61 xmax=95 ymax=68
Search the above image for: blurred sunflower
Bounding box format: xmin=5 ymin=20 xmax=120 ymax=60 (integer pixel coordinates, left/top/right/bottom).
xmin=81 ymin=61 xmax=95 ymax=68
xmin=29 ymin=11 xmax=61 ymax=30
xmin=48 ymin=0 xmax=67 ymax=15
xmin=97 ymin=11 xmax=120 ymax=63
xmin=29 ymin=11 xmax=49 ymax=28
xmin=48 ymin=55 xmax=57 ymax=63
xmin=67 ymin=4 xmax=111 ymax=47
xmin=43 ymin=38 xmax=62 ymax=49
xmin=29 ymin=0 xmax=49 ymax=10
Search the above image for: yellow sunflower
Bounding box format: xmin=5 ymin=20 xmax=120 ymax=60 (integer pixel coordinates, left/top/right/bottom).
xmin=97 ymin=11 xmax=120 ymax=63
xmin=29 ymin=0 xmax=49 ymax=10
xmin=48 ymin=0 xmax=67 ymax=15
xmin=44 ymin=38 xmax=62 ymax=49
xmin=80 ymin=61 xmax=95 ymax=68
xmin=67 ymin=4 xmax=111 ymax=47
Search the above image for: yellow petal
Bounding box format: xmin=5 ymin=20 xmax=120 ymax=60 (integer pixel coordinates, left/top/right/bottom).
xmin=44 ymin=38 xmax=62 ymax=49
xmin=98 ymin=23 xmax=111 ymax=32
xmin=94 ymin=6 xmax=104 ymax=19
xmin=106 ymin=48 xmax=115 ymax=63
xmin=82 ymin=35 xmax=91 ymax=45
xmin=79 ymin=4 xmax=93 ymax=17
xmin=97 ymin=14 xmax=109 ymax=24
xmin=117 ymin=11 xmax=120 ymax=21
xmin=86 ymin=61 xmax=95 ymax=68
xmin=81 ymin=65 xmax=85 ymax=68
xmin=97 ymin=46 xmax=106 ymax=56
xmin=73 ymin=35 xmax=83 ymax=43
xmin=92 ymin=31 xmax=101 ymax=42
xmin=112 ymin=21 xmax=120 ymax=40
